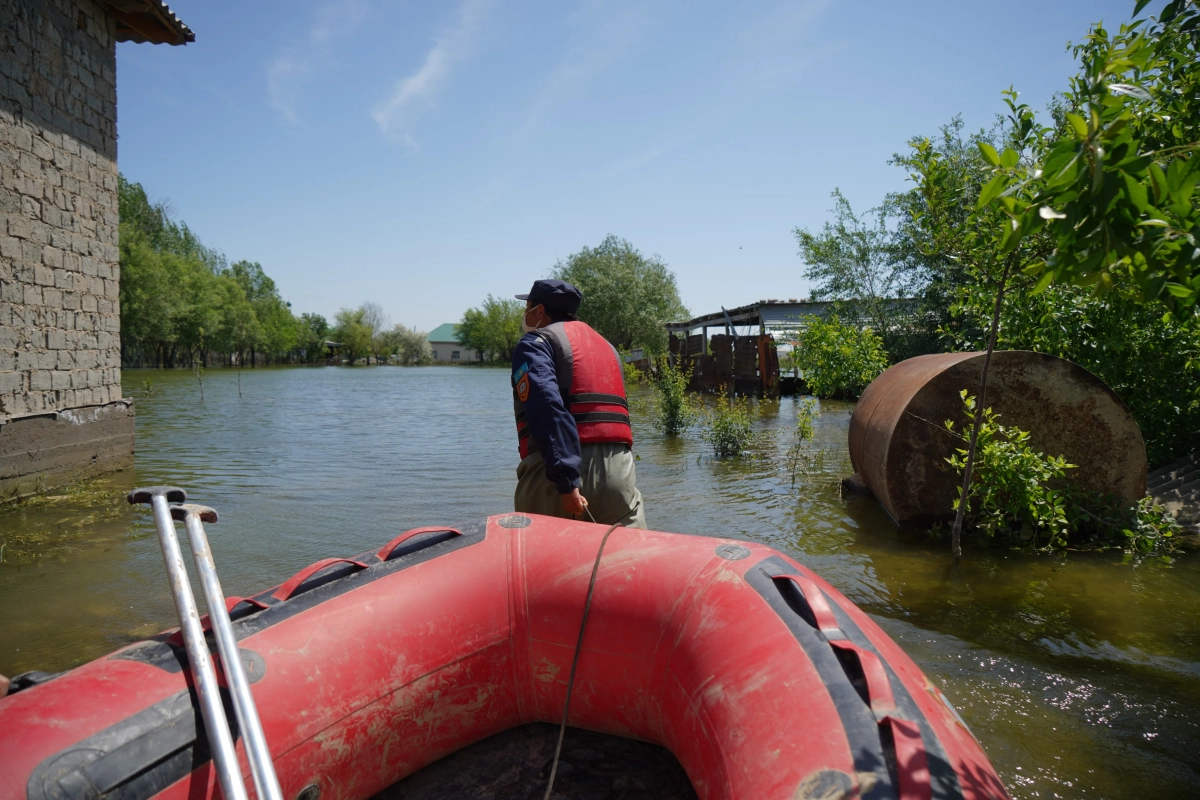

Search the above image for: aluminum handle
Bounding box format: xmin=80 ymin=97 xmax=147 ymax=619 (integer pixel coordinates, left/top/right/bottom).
xmin=148 ymin=493 xmax=248 ymax=800
xmin=177 ymin=506 xmax=283 ymax=800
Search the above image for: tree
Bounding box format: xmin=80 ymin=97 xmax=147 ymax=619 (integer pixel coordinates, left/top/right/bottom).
xmin=361 ymin=301 xmax=391 ymax=363
xmin=937 ymin=1 xmax=1200 ymax=559
xmin=118 ymin=176 xmax=315 ymax=369
xmin=333 ymin=307 xmax=373 ymax=364
xmin=229 ymin=261 xmax=299 ymax=363
xmin=212 ymin=274 xmax=261 ymax=367
xmin=457 ymin=296 xmax=524 ymax=362
xmin=297 ymin=313 xmax=330 ymax=363
xmin=387 ymin=325 xmax=432 ymax=365
xmin=795 ymin=190 xmax=931 ymax=360
xmin=551 ymin=235 xmax=689 ymax=354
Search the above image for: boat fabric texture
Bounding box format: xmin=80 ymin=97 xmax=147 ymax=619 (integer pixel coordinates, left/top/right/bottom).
xmin=512 ymin=320 xmax=633 ymax=489
xmin=514 ymin=442 xmax=646 ymax=528
xmin=0 ymin=515 xmax=1010 ymax=800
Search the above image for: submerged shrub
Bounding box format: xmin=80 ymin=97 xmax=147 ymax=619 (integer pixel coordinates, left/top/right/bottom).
xmin=946 ymin=392 xmax=1074 ymax=546
xmin=789 ymin=316 xmax=888 ymax=399
xmin=946 ymin=392 xmax=1181 ymax=552
xmin=650 ymin=360 xmax=697 ymax=435
xmin=786 ymin=397 xmax=820 ymax=486
xmin=704 ymin=391 xmax=757 ymax=458
xmin=622 ymin=357 xmax=645 ymax=386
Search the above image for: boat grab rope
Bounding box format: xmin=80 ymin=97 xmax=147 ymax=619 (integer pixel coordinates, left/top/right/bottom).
xmin=542 ymin=502 xmax=639 ymax=800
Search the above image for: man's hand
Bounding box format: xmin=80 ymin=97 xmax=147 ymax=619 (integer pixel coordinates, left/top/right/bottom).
xmin=561 ymin=488 xmax=589 ymax=517
xmin=0 ymin=674 xmax=9 ymax=697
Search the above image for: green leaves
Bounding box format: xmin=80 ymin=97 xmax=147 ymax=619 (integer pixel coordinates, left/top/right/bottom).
xmin=945 ymin=396 xmax=1075 ymax=546
xmin=702 ymin=393 xmax=757 ymax=458
xmin=119 ymin=175 xmax=315 ymax=366
xmin=978 ymin=142 xmax=1002 ymax=166
xmin=552 ymin=235 xmax=689 ymax=355
xmin=788 ymin=316 xmax=889 ymax=398
xmin=457 ymin=296 xmax=524 ymax=363
xmin=961 ymin=4 xmax=1200 ymax=314
xmin=651 ymin=361 xmax=698 ymax=436
xmin=944 ymin=394 xmax=1178 ymax=551
xmin=1066 ymin=112 xmax=1089 ymax=139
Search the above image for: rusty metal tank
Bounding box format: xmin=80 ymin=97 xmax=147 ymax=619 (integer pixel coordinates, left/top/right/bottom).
xmin=848 ymin=351 xmax=1147 ymax=525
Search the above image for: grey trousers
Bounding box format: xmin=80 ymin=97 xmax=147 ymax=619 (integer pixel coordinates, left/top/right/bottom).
xmin=514 ymin=442 xmax=647 ymax=529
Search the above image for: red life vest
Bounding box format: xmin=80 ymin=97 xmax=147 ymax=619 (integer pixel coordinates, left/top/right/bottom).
xmin=513 ymin=320 xmax=633 ymax=459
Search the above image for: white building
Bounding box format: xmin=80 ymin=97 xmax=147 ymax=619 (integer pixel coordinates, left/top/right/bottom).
xmin=427 ymin=324 xmax=480 ymax=363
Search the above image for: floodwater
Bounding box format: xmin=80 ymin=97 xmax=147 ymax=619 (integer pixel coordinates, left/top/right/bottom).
xmin=1 ymin=366 xmax=1198 ymax=798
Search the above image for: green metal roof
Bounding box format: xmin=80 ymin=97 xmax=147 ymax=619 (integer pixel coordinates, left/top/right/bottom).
xmin=427 ymin=323 xmax=460 ymax=343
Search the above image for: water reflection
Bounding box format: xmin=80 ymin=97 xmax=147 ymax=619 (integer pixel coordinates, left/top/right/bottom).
xmin=0 ymin=366 xmax=1197 ymax=797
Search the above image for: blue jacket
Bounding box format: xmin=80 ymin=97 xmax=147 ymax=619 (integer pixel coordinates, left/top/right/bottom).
xmin=512 ymin=333 xmax=582 ymax=493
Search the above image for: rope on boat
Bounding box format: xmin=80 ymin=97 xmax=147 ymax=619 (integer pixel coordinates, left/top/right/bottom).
xmin=542 ymin=503 xmax=638 ymax=800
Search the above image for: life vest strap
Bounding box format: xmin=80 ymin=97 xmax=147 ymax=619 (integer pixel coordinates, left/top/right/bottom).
xmin=572 ymin=411 xmax=630 ymax=425
xmin=568 ymin=392 xmax=628 ymax=407
xmin=517 ymin=411 xmax=630 ymax=440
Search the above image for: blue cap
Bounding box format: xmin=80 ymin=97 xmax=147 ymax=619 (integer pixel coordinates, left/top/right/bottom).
xmin=515 ymin=279 xmax=582 ymax=315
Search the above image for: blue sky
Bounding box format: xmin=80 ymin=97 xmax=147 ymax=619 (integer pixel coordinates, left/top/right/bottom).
xmin=117 ymin=0 xmax=1138 ymax=331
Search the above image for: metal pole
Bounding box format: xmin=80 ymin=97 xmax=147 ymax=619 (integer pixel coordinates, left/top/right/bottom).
xmin=173 ymin=504 xmax=283 ymax=800
xmin=129 ymin=487 xmax=248 ymax=800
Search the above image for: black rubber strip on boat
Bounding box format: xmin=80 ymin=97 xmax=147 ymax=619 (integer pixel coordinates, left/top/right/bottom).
xmin=746 ymin=555 xmax=964 ymax=800
xmin=26 ymin=688 xmax=234 ymax=800
xmin=111 ymin=520 xmax=485 ymax=673
xmin=742 ymin=561 xmax=895 ymax=800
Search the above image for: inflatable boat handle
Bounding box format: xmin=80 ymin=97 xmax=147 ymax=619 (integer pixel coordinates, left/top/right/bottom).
xmin=273 ymin=558 xmax=369 ymax=601
xmin=226 ymin=596 xmax=270 ymax=612
xmin=830 ymin=641 xmax=896 ymax=715
xmin=166 ymin=596 xmax=273 ymax=647
xmin=376 ymin=527 xmax=463 ymax=561
xmin=884 ymin=715 xmax=932 ymax=800
xmin=830 ymin=641 xmax=931 ymax=800
xmin=772 ymin=573 xmax=843 ymax=635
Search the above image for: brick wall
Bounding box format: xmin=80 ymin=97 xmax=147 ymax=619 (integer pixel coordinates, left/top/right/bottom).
xmin=0 ymin=0 xmax=122 ymax=420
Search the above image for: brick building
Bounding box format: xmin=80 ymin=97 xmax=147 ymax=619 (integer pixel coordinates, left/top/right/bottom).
xmin=0 ymin=0 xmax=191 ymax=499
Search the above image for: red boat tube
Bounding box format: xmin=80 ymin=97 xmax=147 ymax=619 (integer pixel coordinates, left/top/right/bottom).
xmin=0 ymin=515 xmax=1009 ymax=800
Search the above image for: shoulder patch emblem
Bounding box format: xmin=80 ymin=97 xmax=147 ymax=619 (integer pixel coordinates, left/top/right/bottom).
xmin=513 ymin=361 xmax=530 ymax=386
xmin=516 ymin=373 xmax=530 ymax=402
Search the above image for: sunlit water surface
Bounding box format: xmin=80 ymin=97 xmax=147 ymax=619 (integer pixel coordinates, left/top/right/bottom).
xmin=1 ymin=366 xmax=1198 ymax=798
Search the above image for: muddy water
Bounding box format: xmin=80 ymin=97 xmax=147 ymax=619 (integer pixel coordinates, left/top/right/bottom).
xmin=1 ymin=366 xmax=1197 ymax=798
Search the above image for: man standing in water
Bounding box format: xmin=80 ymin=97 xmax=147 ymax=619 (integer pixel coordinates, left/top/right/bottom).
xmin=511 ymin=279 xmax=646 ymax=527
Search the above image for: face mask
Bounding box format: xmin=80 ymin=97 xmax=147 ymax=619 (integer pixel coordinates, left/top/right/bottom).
xmin=521 ymin=307 xmax=541 ymax=334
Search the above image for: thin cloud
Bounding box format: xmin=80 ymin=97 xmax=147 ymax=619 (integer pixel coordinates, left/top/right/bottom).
xmin=520 ymin=2 xmax=653 ymax=136
xmin=267 ymin=0 xmax=369 ymax=122
xmin=371 ymin=0 xmax=489 ymax=142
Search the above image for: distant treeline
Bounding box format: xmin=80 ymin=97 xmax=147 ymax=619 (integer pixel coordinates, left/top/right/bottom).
xmin=119 ymin=176 xmax=329 ymax=368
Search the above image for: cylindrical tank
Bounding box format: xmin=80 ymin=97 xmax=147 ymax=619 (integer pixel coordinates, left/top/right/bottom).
xmin=848 ymin=351 xmax=1147 ymax=525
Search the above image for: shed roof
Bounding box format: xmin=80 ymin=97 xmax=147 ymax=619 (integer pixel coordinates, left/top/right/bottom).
xmin=665 ymin=299 xmax=834 ymax=333
xmin=101 ymin=0 xmax=194 ymax=45
xmin=427 ymin=323 xmax=461 ymax=343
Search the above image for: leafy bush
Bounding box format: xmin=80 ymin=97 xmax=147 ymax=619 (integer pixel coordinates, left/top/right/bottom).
xmin=650 ymin=360 xmax=697 ymax=435
xmin=945 ymin=393 xmax=1075 ymax=546
xmin=704 ymin=391 xmax=757 ymax=458
xmin=789 ymin=316 xmax=888 ymax=399
xmin=946 ymin=393 xmax=1181 ymax=552
xmin=619 ymin=351 xmax=645 ymax=385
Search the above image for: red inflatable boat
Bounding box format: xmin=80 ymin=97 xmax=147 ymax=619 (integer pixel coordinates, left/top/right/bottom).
xmin=0 ymin=514 xmax=1009 ymax=800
